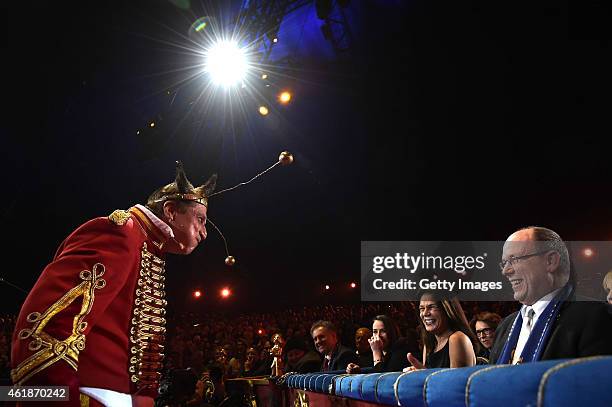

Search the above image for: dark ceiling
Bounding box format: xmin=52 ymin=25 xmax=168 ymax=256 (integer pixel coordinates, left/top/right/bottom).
xmin=1 ymin=0 xmax=611 ymax=313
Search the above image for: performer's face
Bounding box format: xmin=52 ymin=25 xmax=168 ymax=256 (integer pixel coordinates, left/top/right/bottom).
xmin=166 ymin=202 xmax=208 ymax=254
xmin=502 ymin=231 xmax=554 ymax=305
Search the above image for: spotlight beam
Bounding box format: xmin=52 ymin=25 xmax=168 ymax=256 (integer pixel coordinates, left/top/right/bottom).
xmin=204 ymin=40 xmax=250 ymax=87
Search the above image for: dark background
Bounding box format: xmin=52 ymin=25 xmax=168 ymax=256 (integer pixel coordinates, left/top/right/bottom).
xmin=1 ymin=0 xmax=611 ymax=314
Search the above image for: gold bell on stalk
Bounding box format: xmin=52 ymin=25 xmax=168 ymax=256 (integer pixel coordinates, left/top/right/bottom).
xmin=205 ymin=151 xmax=293 ymax=267
xmin=225 ymin=256 xmax=236 ymax=266
xmin=279 ymin=151 xmax=293 ymax=166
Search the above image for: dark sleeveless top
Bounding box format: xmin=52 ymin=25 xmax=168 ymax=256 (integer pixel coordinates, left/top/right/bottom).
xmin=425 ymin=340 xmax=450 ymax=368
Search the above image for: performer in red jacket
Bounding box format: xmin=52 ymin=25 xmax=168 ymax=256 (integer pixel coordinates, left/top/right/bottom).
xmin=11 ymin=161 xmax=216 ymax=407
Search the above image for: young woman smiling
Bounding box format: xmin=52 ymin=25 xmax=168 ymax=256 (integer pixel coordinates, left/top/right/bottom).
xmin=405 ymin=292 xmax=478 ymax=370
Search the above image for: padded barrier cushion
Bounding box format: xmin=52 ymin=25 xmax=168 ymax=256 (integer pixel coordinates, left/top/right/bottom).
xmin=373 ymin=372 xmax=403 ymax=405
xmin=467 ymin=359 xmax=569 ymax=407
xmin=358 ymin=373 xmax=386 ymax=403
xmin=538 ymin=356 xmax=612 ymax=407
xmin=335 ymin=374 xmax=353 ymax=397
xmin=424 ymin=365 xmax=490 ymax=407
xmin=345 ymin=374 xmax=369 ymax=399
xmin=395 ymin=368 xmax=443 ymax=407
xmin=313 ymin=374 xmax=336 ymax=393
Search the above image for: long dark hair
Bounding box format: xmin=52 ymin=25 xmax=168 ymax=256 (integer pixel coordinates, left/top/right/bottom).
xmin=417 ymin=292 xmax=479 ymax=356
xmin=372 ymin=314 xmax=401 ymax=350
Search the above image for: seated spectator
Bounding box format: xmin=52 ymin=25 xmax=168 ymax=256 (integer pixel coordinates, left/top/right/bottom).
xmin=490 ymin=227 xmax=612 ymax=364
xmin=347 ymin=315 xmax=416 ymax=373
xmin=242 ymin=347 xmax=262 ymax=377
xmin=223 ymin=342 xmax=242 ymax=378
xmin=404 ymin=292 xmax=478 ymax=371
xmin=283 ymin=337 xmax=321 ymax=373
xmin=470 ymin=312 xmax=502 ymax=361
xmin=603 ymin=270 xmax=612 ymax=305
xmin=354 ymin=327 xmax=374 ymax=368
xmin=186 ymin=364 xmax=227 ymax=406
xmin=310 ymin=320 xmax=358 ymax=371
xmin=213 ymin=346 xmax=229 ymax=377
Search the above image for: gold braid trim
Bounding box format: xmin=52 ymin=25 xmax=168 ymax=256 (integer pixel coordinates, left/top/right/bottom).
xmin=11 ymin=263 xmax=106 ymax=385
xmin=129 ymin=243 xmax=166 ymax=388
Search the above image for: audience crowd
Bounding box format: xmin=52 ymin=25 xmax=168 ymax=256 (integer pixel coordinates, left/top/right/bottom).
xmin=0 ymin=302 xmax=518 ymax=404
xmin=124 ymin=302 xmax=515 ymax=377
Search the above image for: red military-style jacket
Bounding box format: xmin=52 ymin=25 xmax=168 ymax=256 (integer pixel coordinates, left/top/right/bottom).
xmin=11 ymin=206 xmax=169 ymax=405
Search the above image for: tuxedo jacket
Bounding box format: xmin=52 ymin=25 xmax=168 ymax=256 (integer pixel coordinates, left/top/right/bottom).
xmin=489 ymin=300 xmax=612 ymax=364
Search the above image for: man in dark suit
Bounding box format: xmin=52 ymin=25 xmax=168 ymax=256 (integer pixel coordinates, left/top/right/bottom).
xmin=310 ymin=320 xmax=358 ymax=371
xmin=489 ymin=226 xmax=612 ymax=364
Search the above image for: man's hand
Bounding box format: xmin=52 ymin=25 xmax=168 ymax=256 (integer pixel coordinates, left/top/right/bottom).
xmin=346 ymin=363 xmax=361 ymax=374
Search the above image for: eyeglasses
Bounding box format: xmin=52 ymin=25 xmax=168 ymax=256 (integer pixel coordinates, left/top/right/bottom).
xmin=475 ymin=327 xmax=494 ymax=337
xmin=499 ymin=250 xmax=549 ymax=271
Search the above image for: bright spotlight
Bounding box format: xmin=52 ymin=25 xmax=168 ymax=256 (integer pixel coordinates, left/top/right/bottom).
xmin=325 ymin=285 xmax=330 ymax=290
xmin=205 ymin=40 xmax=249 ymax=87
xmin=259 ymin=106 xmax=269 ymax=116
xmin=583 ymin=248 xmax=594 ymax=258
xmin=221 ymin=287 xmax=231 ymax=298
xmin=278 ymin=91 xmax=292 ymax=104
xmin=350 ymin=282 xmax=357 ymax=288
xmin=193 ymin=290 xmax=202 ymax=298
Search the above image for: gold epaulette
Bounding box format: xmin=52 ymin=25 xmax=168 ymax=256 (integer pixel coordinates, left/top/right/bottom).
xmin=108 ymin=209 xmax=132 ymax=225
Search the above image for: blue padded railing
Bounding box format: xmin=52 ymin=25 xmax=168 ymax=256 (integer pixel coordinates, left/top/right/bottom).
xmin=284 ymin=356 xmax=612 ymax=406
